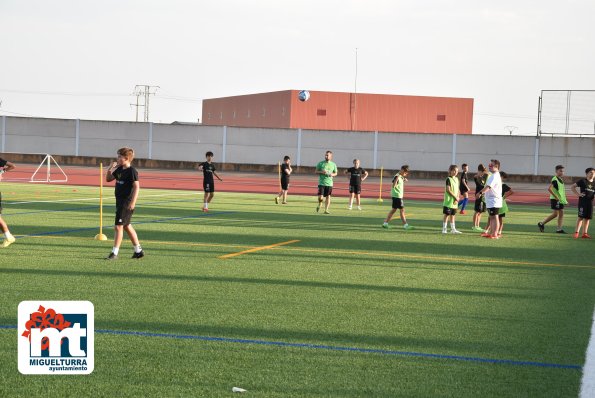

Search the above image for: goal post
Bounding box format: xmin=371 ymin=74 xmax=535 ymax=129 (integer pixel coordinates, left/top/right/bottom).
xmin=30 ymin=154 xmax=68 ymax=183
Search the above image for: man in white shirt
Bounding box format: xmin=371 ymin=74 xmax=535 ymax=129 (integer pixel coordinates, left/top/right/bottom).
xmin=477 ymin=159 xmax=502 ymax=239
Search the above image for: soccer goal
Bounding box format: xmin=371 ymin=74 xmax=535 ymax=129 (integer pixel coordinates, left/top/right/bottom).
xmin=537 ymin=90 xmax=595 ymax=136
xmin=30 ymin=154 xmax=68 ymax=183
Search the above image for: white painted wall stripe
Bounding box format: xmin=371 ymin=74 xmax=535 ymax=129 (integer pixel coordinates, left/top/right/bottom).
xmin=580 ymin=307 xmax=595 ymax=398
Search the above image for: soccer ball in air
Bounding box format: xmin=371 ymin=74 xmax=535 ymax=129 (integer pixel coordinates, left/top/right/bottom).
xmin=298 ymin=90 xmax=310 ymax=102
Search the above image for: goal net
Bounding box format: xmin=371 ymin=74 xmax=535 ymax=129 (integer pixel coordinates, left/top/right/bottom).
xmin=537 ymin=90 xmax=595 ymax=136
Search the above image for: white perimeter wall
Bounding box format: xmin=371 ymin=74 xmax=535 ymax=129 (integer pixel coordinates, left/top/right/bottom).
xmin=1 ymin=116 xmax=593 ymax=176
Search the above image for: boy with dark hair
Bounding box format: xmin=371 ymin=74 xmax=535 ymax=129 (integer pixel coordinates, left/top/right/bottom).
xmin=496 ymin=172 xmax=514 ymax=237
xmin=345 ymin=159 xmax=368 ymax=210
xmin=198 ymin=151 xmax=223 ymax=212
xmin=105 ymin=147 xmax=144 ymax=260
xmin=275 ymin=156 xmax=292 ymax=204
xmin=0 ymin=157 xmax=16 ymax=248
xmin=571 ymin=167 xmax=595 ymax=239
xmin=472 ymin=164 xmax=488 ymax=232
xmin=458 ymin=163 xmax=470 ymax=214
xmin=315 ymin=150 xmax=337 ymax=214
xmin=383 ymin=165 xmax=413 ymax=230
xmin=442 ymin=165 xmax=462 ymax=234
xmin=478 ymin=159 xmax=502 ymax=239
xmin=538 ymin=165 xmax=568 ymax=233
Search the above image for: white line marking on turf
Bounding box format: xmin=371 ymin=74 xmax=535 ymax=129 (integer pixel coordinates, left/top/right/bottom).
xmin=580 ymin=306 xmax=595 ymax=398
xmin=7 ymin=191 xmax=200 ymax=205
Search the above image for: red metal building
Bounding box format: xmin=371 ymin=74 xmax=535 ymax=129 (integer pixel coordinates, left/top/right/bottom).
xmin=202 ymin=90 xmax=473 ymax=134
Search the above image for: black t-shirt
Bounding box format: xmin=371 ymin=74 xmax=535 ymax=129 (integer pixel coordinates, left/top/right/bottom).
xmin=347 ymin=167 xmax=366 ymax=186
xmin=502 ymin=184 xmax=511 ymax=195
xmin=281 ymin=163 xmax=290 ymax=183
xmin=460 ymin=171 xmax=469 ymax=192
xmin=576 ymin=179 xmax=595 ymax=202
xmin=112 ymin=166 xmax=138 ymax=201
xmin=0 ymin=158 xmax=6 ymax=168
xmin=200 ymin=162 xmax=216 ymax=183
xmin=474 ymin=174 xmax=487 ymax=193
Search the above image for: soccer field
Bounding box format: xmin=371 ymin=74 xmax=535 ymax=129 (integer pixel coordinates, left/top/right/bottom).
xmin=0 ymin=183 xmax=594 ymax=397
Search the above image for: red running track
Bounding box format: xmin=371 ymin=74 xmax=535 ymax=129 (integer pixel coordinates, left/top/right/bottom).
xmin=1 ymin=164 xmax=553 ymax=205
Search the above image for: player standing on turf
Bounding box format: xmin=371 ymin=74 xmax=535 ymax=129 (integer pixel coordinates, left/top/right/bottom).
xmin=0 ymin=157 xmax=16 ymax=248
xmin=383 ymin=165 xmax=413 ymax=230
xmin=275 ymin=155 xmax=292 ymax=204
xmin=537 ymin=165 xmax=568 ymax=234
xmin=345 ymin=159 xmax=368 ymax=210
xmin=442 ymin=164 xmax=462 ymax=234
xmin=458 ymin=163 xmax=470 ymax=214
xmin=198 ymin=151 xmax=223 ymax=212
xmin=478 ymin=159 xmax=503 ymax=239
xmin=105 ymin=147 xmax=144 ymax=260
xmin=496 ymin=171 xmax=514 ymax=237
xmin=315 ymin=150 xmax=338 ymax=214
xmin=472 ymin=164 xmax=488 ymax=232
xmin=570 ymin=167 xmax=595 ymax=239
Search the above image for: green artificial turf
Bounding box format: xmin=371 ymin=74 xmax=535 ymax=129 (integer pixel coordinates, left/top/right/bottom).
xmin=0 ymin=183 xmax=593 ymax=397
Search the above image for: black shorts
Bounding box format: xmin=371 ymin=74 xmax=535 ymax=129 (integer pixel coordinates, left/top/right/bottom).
xmin=498 ymin=213 xmax=506 ymax=218
xmin=550 ymin=199 xmax=564 ymax=210
xmin=392 ymin=198 xmax=404 ymax=209
xmin=443 ymin=206 xmax=457 ymax=216
xmin=349 ymin=185 xmax=361 ymax=194
xmin=578 ymin=201 xmax=593 ymax=220
xmin=460 ymin=186 xmax=469 ymax=194
xmin=115 ymin=202 xmax=134 ymax=226
xmin=317 ymin=185 xmax=333 ymax=197
xmin=474 ymin=200 xmax=486 ymax=213
xmin=487 ymin=207 xmax=500 ymax=216
xmin=203 ymin=180 xmax=215 ymax=193
xmin=281 ymin=179 xmax=289 ymax=191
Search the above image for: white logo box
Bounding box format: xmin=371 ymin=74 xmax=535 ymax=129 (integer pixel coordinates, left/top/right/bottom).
xmin=18 ymin=301 xmax=94 ymax=375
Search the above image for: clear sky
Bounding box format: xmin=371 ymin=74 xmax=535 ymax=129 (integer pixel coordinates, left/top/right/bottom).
xmin=1 ymin=0 xmax=594 ymax=134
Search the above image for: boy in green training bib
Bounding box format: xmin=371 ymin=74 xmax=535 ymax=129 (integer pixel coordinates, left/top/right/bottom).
xmin=538 ymin=165 xmax=568 ymax=234
xmin=442 ymin=165 xmax=462 ymax=234
xmin=382 ymin=165 xmax=413 ymax=230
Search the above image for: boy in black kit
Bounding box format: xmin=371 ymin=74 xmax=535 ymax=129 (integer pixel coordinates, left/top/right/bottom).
xmin=105 ymin=147 xmax=144 ymax=260
xmin=472 ymin=164 xmax=488 ymax=232
xmin=458 ymin=163 xmax=470 ymax=214
xmin=198 ymin=151 xmax=223 ymax=212
xmin=571 ymin=167 xmax=595 ymax=239
xmin=0 ymin=157 xmax=16 ymax=248
xmin=345 ymin=159 xmax=368 ymax=210
xmin=275 ymin=156 xmax=292 ymax=204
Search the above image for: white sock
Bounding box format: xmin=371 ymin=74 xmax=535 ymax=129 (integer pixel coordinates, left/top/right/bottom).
xmin=442 ymin=222 xmax=447 ymax=230
xmin=4 ymin=231 xmax=13 ymax=239
xmin=403 ymin=223 xmax=409 ymax=229
xmin=383 ymin=222 xmax=388 ymax=226
xmin=134 ymin=245 xmax=142 ymax=253
xmin=450 ymin=222 xmax=456 ymax=230
xmin=112 ymin=247 xmax=120 ymax=256
xmin=204 ymin=202 xmax=208 ymax=208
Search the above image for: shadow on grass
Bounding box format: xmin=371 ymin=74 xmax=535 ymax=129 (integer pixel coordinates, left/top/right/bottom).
xmin=0 ymin=267 xmax=540 ymax=299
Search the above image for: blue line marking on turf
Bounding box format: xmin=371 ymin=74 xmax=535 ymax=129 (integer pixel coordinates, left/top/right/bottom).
xmin=3 ymin=197 xmax=201 ymax=217
xmin=12 ymin=211 xmax=235 ymax=239
xmin=0 ymin=325 xmax=578 ymax=370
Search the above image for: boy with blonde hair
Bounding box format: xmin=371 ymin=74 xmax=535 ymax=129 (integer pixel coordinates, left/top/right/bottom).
xmin=105 ymin=147 xmax=144 ymax=260
xmin=442 ymin=165 xmax=462 ymax=234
